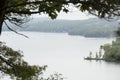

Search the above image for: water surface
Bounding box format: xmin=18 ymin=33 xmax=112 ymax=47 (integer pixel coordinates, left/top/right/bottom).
xmin=1 ymin=32 xmax=119 ymax=80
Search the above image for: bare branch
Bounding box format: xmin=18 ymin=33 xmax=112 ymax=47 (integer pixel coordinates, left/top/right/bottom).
xmin=6 ymin=10 xmax=42 ymax=14
xmin=4 ymin=21 xmax=29 ymax=38
xmin=5 ymin=16 xmax=30 ymax=28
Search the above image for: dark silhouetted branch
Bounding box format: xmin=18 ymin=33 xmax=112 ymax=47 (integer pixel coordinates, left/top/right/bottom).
xmin=4 ymin=21 xmax=29 ymax=38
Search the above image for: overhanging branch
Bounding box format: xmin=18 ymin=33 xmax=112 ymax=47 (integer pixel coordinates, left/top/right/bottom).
xmin=6 ymin=10 xmax=42 ymax=14
xmin=6 ymin=0 xmax=85 ymax=9
xmin=4 ymin=21 xmax=29 ymax=38
xmin=2 ymin=0 xmax=87 ymax=12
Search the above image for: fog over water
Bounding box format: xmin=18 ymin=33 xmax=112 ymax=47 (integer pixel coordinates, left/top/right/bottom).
xmin=1 ymin=32 xmax=120 ymax=80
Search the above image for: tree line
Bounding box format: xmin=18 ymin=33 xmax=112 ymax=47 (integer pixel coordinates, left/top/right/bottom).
xmin=3 ymin=18 xmax=118 ymax=37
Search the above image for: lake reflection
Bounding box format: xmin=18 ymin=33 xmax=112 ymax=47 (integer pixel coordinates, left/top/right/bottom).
xmin=0 ymin=32 xmax=120 ymax=80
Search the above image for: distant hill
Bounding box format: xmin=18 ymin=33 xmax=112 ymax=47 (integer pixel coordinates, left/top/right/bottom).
xmin=3 ymin=18 xmax=119 ymax=37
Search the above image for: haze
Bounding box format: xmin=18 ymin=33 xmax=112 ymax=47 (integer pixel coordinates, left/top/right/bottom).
xmin=33 ymin=7 xmax=95 ymax=20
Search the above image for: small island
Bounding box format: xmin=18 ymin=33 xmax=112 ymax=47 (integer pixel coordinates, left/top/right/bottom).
xmin=84 ymin=57 xmax=104 ymax=60
xmin=84 ymin=49 xmax=104 ymax=61
xmin=85 ymin=37 xmax=120 ymax=62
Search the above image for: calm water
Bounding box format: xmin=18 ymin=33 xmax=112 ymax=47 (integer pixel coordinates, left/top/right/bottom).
xmin=0 ymin=32 xmax=120 ymax=80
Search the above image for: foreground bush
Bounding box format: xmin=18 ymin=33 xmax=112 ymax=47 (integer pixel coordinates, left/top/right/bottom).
xmin=0 ymin=42 xmax=47 ymax=80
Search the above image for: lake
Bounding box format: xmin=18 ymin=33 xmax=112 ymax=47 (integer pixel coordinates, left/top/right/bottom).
xmin=0 ymin=32 xmax=120 ymax=80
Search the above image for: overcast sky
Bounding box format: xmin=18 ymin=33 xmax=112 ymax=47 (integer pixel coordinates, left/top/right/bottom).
xmin=33 ymin=7 xmax=96 ymax=20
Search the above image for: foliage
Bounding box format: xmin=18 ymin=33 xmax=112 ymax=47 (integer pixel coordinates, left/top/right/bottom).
xmin=0 ymin=42 xmax=47 ymax=80
xmin=1 ymin=0 xmax=120 ymax=32
xmin=1 ymin=0 xmax=120 ymax=79
xmin=5 ymin=0 xmax=120 ymax=19
xmin=40 ymin=73 xmax=64 ymax=80
xmin=0 ymin=0 xmax=120 ymax=36
xmin=102 ymin=38 xmax=120 ymax=61
xmin=5 ymin=0 xmax=68 ymax=25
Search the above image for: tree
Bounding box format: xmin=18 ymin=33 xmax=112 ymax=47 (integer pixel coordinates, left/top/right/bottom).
xmin=102 ymin=39 xmax=120 ymax=61
xmin=89 ymin=51 xmax=92 ymax=58
xmin=95 ymin=52 xmax=98 ymax=59
xmin=0 ymin=42 xmax=47 ymax=80
xmin=1 ymin=0 xmax=120 ymax=35
xmin=98 ymin=48 xmax=102 ymax=58
xmin=1 ymin=0 xmax=120 ymax=79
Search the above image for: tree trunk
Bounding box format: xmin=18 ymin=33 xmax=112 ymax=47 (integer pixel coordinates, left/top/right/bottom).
xmin=0 ymin=0 xmax=7 ymax=34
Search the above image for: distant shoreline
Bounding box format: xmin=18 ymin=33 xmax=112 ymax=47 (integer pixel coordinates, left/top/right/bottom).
xmin=2 ymin=31 xmax=116 ymax=38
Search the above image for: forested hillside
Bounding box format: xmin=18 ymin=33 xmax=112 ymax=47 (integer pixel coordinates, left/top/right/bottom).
xmin=3 ymin=18 xmax=119 ymax=37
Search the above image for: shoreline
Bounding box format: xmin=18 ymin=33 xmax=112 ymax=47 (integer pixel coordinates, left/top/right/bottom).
xmin=84 ymin=57 xmax=104 ymax=60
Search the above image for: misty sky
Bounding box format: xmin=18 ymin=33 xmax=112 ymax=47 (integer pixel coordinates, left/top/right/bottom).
xmin=33 ymin=7 xmax=96 ymax=20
